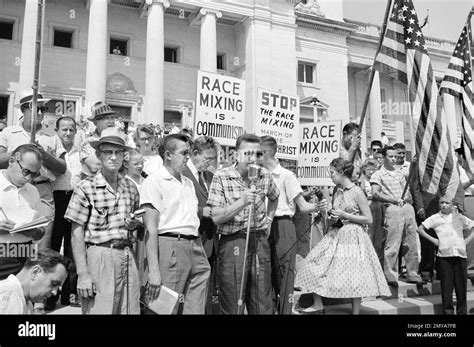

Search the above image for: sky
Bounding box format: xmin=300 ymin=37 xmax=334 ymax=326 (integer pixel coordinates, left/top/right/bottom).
xmin=342 ymin=0 xmax=473 ymax=42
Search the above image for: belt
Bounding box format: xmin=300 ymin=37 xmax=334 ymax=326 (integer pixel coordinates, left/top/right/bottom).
xmin=236 ymin=228 xmax=266 ymax=235
xmin=54 ymin=190 xmax=74 ymax=195
xmin=86 ymin=240 xmax=132 ymax=250
xmin=33 ymin=179 xmax=50 ymax=185
xmin=159 ymin=233 xmax=198 ymax=241
xmin=274 ymin=215 xmax=292 ymax=220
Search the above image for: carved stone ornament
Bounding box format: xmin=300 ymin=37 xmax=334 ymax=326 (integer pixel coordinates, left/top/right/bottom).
xmin=106 ymin=73 xmax=137 ymax=94
xmin=295 ymin=0 xmax=325 ymax=17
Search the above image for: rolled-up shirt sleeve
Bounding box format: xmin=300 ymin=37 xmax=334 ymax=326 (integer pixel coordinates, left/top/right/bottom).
xmin=140 ymin=175 xmax=163 ymax=212
xmin=64 ymin=185 xmax=91 ymax=226
xmin=207 ymin=174 xmax=225 ymax=208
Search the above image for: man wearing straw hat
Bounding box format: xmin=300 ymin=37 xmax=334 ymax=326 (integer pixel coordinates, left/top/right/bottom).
xmin=65 ymin=127 xmax=142 ymax=314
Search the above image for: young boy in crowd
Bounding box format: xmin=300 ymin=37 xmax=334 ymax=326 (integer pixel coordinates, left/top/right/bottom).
xmin=417 ymin=196 xmax=474 ymax=314
xmin=71 ymin=147 xmax=102 ymax=186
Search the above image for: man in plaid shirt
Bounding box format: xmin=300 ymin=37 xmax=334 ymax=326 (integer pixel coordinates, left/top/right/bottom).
xmin=208 ymin=134 xmax=279 ymax=314
xmin=370 ymin=145 xmax=425 ymax=287
xmin=65 ymin=128 xmax=142 ymax=314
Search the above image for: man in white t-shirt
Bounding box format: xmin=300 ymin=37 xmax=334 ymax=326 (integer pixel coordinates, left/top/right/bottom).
xmin=0 ymin=249 xmax=69 ymax=314
xmin=260 ymin=136 xmax=327 ymax=314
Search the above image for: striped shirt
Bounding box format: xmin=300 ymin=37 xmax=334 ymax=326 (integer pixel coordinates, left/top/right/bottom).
xmin=207 ymin=164 xmax=279 ymax=235
xmin=370 ymin=166 xmax=412 ymax=203
xmin=65 ymin=172 xmax=140 ymax=243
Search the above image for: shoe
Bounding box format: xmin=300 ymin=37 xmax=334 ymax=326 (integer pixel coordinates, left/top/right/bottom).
xmin=33 ymin=306 xmax=46 ymax=315
xmin=387 ymin=281 xmax=399 ymax=288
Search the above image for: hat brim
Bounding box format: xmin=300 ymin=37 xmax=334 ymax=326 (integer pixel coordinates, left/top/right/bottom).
xmin=90 ymin=138 xmax=133 ymax=152
xmin=87 ymin=110 xmax=117 ymax=121
xmin=14 ymin=98 xmax=50 ymax=109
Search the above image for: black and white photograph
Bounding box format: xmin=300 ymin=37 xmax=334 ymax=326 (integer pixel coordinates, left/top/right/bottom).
xmin=0 ymin=0 xmax=473 ymax=344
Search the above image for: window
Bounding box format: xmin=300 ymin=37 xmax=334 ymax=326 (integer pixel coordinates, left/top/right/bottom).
xmin=0 ymin=21 xmax=13 ymax=40
xmin=298 ymin=62 xmax=316 ymax=84
xmin=110 ymin=38 xmax=128 ymax=56
xmin=53 ymin=29 xmax=73 ymax=48
xmin=0 ymin=95 xmax=9 ymax=119
xmin=164 ymin=47 xmax=178 ymax=63
xmin=164 ymin=110 xmax=182 ymax=127
xmin=217 ymin=54 xmax=226 ymax=70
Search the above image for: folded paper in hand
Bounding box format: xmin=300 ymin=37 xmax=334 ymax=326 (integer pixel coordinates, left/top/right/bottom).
xmin=10 ymin=217 xmax=49 ymax=233
xmin=141 ymin=285 xmax=179 ymax=314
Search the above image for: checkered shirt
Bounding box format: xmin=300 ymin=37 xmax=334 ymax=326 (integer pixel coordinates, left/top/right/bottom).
xmin=207 ymin=164 xmax=279 ymax=235
xmin=65 ymin=172 xmax=140 ymax=243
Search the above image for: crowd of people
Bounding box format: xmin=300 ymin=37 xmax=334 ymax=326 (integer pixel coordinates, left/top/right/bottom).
xmin=0 ymin=92 xmax=473 ymax=315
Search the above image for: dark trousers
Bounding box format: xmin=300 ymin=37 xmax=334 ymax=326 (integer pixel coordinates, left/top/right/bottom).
xmin=419 ymin=228 xmax=437 ymax=278
xmin=438 ymin=257 xmax=467 ymax=315
xmin=49 ymin=191 xmax=77 ymax=304
xmin=218 ymin=230 xmax=272 ymax=315
xmin=269 ymin=216 xmax=296 ymax=315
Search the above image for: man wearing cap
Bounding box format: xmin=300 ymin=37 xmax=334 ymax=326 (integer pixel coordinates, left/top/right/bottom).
xmin=79 ymin=101 xmax=119 ymax=164
xmin=0 ymin=91 xmax=67 ymax=255
xmin=65 ymin=128 xmax=142 ymax=314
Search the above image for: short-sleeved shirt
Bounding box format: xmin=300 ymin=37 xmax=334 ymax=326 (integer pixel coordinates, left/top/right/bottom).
xmin=271 ymin=163 xmax=303 ymax=217
xmin=394 ymin=161 xmax=411 ymax=179
xmin=207 ymin=164 xmax=280 ymax=235
xmin=0 ymin=126 xmax=66 ymax=182
xmin=370 ymin=166 xmax=412 ymax=203
xmin=64 ymin=172 xmax=140 ymax=244
xmin=143 ymin=155 xmax=163 ymax=176
xmin=0 ymin=170 xmax=45 ymax=244
xmin=422 ymin=212 xmax=474 ymax=258
xmin=140 ymin=166 xmax=200 ymax=236
xmin=0 ymin=275 xmax=32 ymax=314
xmin=52 ymin=139 xmax=82 ymax=191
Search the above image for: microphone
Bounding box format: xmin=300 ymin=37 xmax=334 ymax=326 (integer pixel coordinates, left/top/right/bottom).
xmin=248 ymin=164 xmax=261 ymax=181
xmin=314 ymin=188 xmax=324 ymax=201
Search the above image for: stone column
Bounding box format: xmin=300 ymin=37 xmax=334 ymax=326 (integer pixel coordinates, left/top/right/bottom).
xmin=84 ymin=0 xmax=108 ymax=115
xmin=369 ymin=69 xmax=383 ymax=143
xmin=199 ymin=8 xmax=222 ymax=73
xmin=144 ymin=0 xmax=169 ymax=125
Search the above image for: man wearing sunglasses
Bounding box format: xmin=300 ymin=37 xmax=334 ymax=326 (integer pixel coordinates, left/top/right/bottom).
xmin=0 ymin=144 xmax=48 ymax=280
xmin=141 ymin=134 xmax=211 ymax=314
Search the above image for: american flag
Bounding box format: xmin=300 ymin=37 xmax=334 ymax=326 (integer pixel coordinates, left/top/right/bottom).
xmin=373 ymin=0 xmax=459 ymax=199
xmin=439 ymin=18 xmax=473 ymax=175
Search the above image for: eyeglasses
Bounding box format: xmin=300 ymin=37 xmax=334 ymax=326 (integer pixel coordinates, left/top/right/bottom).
xmin=16 ymin=160 xmax=41 ymax=179
xmin=100 ymin=150 xmax=125 ymax=157
xmin=172 ymin=150 xmax=191 ymax=157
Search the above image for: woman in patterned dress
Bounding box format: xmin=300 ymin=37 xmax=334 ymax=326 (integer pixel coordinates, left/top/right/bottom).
xmin=295 ymin=158 xmax=391 ymax=314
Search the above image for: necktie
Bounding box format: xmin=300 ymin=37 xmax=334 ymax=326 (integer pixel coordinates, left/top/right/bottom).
xmin=198 ymin=171 xmax=208 ymax=193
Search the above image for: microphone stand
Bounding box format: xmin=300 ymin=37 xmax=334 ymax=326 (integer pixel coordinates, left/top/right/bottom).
xmin=237 ymin=180 xmax=256 ymax=315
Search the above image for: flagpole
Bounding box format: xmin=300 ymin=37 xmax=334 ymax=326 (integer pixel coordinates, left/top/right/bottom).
xmin=30 ymin=0 xmax=45 ymax=144
xmin=357 ymin=0 xmax=393 ymax=133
